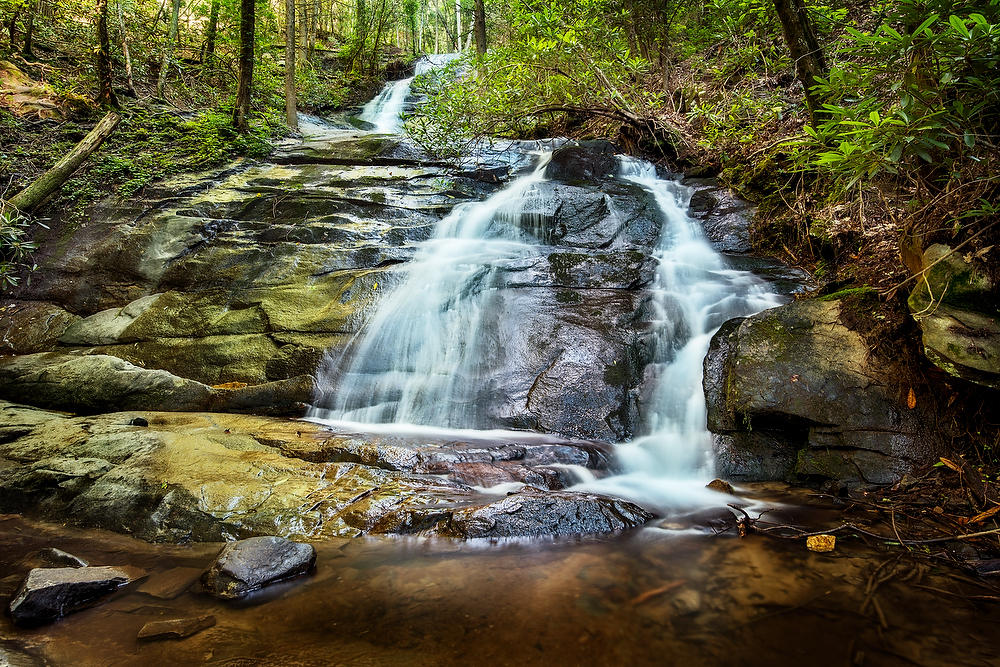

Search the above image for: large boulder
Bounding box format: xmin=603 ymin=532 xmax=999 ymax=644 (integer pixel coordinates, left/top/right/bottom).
xmin=201 ymin=536 xmax=316 ymax=599
xmin=544 ymin=141 xmax=620 ymax=183
xmin=705 ymin=298 xmax=944 ymax=485
xmin=908 ymin=244 xmax=1000 ymax=389
xmin=8 ymin=566 xmax=138 ymax=626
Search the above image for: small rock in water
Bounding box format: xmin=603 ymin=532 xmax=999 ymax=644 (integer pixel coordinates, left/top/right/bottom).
xmin=128 ymin=417 xmax=149 ymax=427
xmin=706 ymin=479 xmax=735 ymax=494
xmin=806 ymin=535 xmax=836 ymax=553
xmin=8 ymin=566 xmax=139 ymax=626
xmin=201 ymin=536 xmax=316 ymax=600
xmin=137 ymin=615 xmax=216 ymax=641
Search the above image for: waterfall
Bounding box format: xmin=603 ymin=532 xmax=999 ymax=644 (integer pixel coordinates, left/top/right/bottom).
xmin=358 ymin=53 xmax=460 ymax=134
xmin=308 ymin=152 xmax=553 ymax=427
xmin=572 ymin=157 xmax=781 ymax=508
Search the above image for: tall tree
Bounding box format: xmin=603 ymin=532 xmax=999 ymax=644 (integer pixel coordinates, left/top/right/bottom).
xmin=204 ymin=0 xmax=220 ymax=60
xmin=771 ymin=0 xmax=826 ymax=126
xmin=454 ymin=0 xmax=460 ymax=50
xmin=116 ymin=0 xmax=137 ymax=95
xmin=284 ymin=0 xmax=297 ymax=129
xmin=96 ymin=0 xmax=118 ymax=108
xmin=233 ymin=0 xmax=256 ymax=130
xmin=156 ymin=0 xmax=181 ymax=98
xmin=21 ymin=0 xmax=34 ymax=57
xmin=472 ymin=0 xmax=485 ymax=56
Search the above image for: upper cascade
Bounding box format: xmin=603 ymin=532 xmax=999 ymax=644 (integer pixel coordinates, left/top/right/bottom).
xmin=358 ymin=53 xmax=460 ymax=134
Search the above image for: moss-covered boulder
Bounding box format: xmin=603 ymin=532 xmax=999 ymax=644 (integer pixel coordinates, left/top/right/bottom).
xmin=705 ymin=299 xmax=944 ymax=485
xmin=908 ymin=244 xmax=1000 ymax=389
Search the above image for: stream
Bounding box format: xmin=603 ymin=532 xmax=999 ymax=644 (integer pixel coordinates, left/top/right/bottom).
xmin=2 ymin=55 xmax=999 ymax=666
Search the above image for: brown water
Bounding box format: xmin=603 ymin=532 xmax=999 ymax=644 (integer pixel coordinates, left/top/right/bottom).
xmin=2 ymin=491 xmax=999 ymax=667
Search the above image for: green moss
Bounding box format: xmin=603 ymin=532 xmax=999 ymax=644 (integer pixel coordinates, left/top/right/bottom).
xmin=818 ymin=286 xmax=875 ymax=302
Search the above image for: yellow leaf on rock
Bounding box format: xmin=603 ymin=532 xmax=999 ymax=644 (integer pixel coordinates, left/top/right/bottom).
xmin=806 ymin=535 xmax=836 ymax=552
xmin=907 ymin=387 xmax=917 ymax=409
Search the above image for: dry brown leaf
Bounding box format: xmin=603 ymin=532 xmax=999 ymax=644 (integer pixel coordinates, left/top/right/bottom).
xmin=907 ymin=387 xmax=917 ymax=409
xmin=939 ymin=457 xmax=963 ymax=473
xmin=959 ymin=504 xmax=1000 ymax=526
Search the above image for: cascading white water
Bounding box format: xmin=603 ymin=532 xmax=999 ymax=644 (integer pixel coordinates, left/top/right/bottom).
xmin=358 ymin=53 xmax=460 ymax=133
xmin=573 ymin=157 xmax=781 ymax=508
xmin=308 ymin=152 xmax=553 ymax=427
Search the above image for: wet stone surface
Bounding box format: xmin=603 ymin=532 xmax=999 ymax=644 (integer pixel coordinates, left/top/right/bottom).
xmin=8 ymin=566 xmax=139 ymax=626
xmin=201 ymin=537 xmax=316 ymax=600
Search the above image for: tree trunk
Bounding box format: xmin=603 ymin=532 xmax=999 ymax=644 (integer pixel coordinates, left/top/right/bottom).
xmin=96 ymin=0 xmax=118 ymax=108
xmin=472 ymin=0 xmax=485 ymax=56
xmin=116 ymin=0 xmax=137 ymax=95
xmin=284 ymin=0 xmax=297 ymax=129
xmin=232 ymin=0 xmax=256 ymax=131
xmin=22 ymin=0 xmax=35 ymax=57
xmin=204 ymin=0 xmax=220 ymax=60
xmin=771 ymin=0 xmax=826 ymax=126
xmin=454 ymin=0 xmax=460 ymax=50
xmin=8 ymin=9 xmax=20 ymax=51
xmin=8 ymin=112 xmax=121 ymax=213
xmin=156 ymin=0 xmax=181 ymax=97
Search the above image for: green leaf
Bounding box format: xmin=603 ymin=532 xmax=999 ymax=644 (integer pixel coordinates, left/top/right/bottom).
xmin=949 ymin=15 xmax=970 ymax=38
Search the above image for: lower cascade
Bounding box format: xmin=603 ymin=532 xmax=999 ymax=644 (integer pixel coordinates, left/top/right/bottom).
xmin=309 ymin=146 xmax=781 ymax=510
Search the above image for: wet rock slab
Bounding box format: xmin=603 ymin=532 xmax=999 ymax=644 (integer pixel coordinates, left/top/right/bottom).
xmin=8 ymin=566 xmax=139 ymax=626
xmin=438 ymin=489 xmax=653 ymax=538
xmin=202 ymin=537 xmax=316 ymax=599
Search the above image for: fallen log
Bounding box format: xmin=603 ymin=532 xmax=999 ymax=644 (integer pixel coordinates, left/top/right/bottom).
xmin=8 ymin=111 xmax=121 ymax=213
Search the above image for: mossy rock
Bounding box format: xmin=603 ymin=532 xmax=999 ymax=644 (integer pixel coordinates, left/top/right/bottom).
xmin=908 ymin=244 xmax=1000 ymax=388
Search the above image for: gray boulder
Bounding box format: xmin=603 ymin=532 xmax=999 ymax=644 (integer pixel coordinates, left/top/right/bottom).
xmin=544 ymin=141 xmax=619 ymax=183
xmin=705 ymin=298 xmax=944 ymax=484
xmin=202 ymin=536 xmax=316 ymax=599
xmin=438 ymin=489 xmax=652 ymax=538
xmin=8 ymin=566 xmax=138 ymax=626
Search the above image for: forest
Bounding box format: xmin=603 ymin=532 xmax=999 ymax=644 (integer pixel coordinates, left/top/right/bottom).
xmin=0 ymin=0 xmax=998 ymax=663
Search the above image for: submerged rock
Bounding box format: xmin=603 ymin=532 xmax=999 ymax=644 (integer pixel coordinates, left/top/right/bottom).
xmin=8 ymin=566 xmax=138 ymax=626
xmin=22 ymin=548 xmax=89 ymax=569
xmin=908 ymin=244 xmax=1000 ymax=389
xmin=705 ymin=299 xmax=944 ymax=485
xmin=438 ymin=489 xmax=653 ymax=538
xmin=202 ymin=536 xmax=316 ymax=599
xmin=137 ymin=615 xmax=216 ymax=641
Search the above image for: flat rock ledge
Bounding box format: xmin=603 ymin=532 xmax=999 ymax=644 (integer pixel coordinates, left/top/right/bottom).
xmin=0 ymin=353 xmax=315 ymax=417
xmin=0 ymin=401 xmax=645 ymax=542
xmin=8 ymin=566 xmax=139 ymax=626
xmin=202 ymin=537 xmax=316 ymax=600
